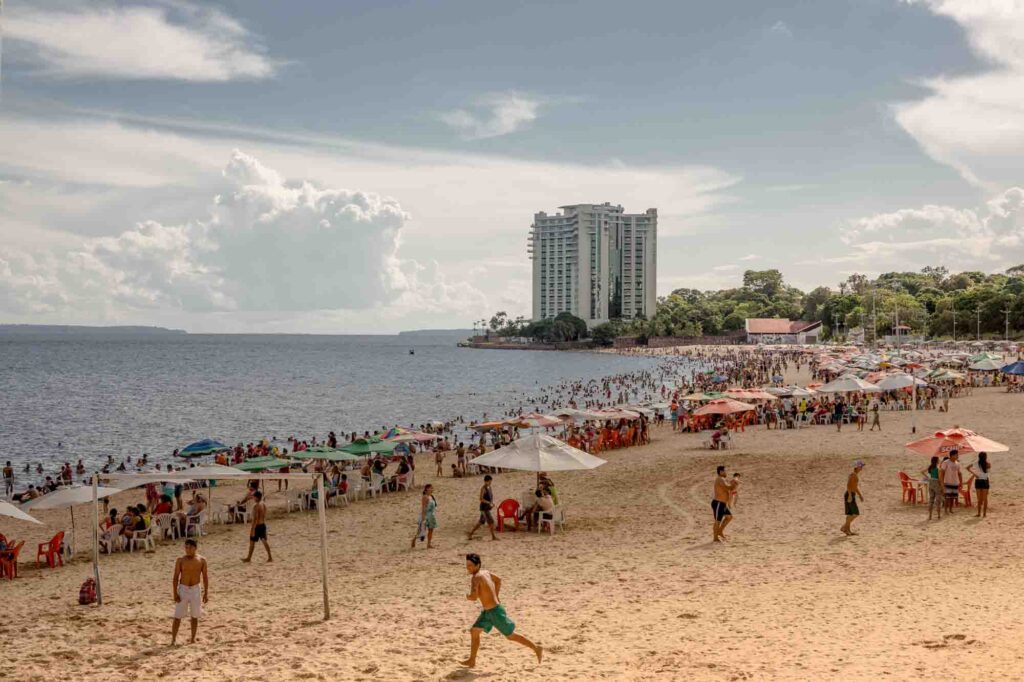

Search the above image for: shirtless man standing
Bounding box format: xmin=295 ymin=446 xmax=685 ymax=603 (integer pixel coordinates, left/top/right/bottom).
xmin=841 ymin=460 xmax=865 ymax=536
xmin=461 ymin=553 xmax=542 ymax=668
xmin=171 ymin=538 xmax=209 ymax=645
xmin=712 ymin=465 xmax=738 ymax=542
xmin=243 ymin=490 xmax=272 ymax=562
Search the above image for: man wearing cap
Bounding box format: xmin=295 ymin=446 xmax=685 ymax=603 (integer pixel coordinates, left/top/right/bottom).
xmin=841 ymin=461 xmax=865 ymax=536
xmin=940 ymin=450 xmax=963 ymax=514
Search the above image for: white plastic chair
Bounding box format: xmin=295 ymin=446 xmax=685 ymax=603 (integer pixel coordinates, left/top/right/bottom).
xmin=185 ymin=511 xmax=206 ymax=537
xmin=368 ymin=474 xmax=386 ymax=498
xmin=536 ymin=506 xmax=566 ymax=535
xmin=285 ymin=489 xmax=307 ymax=512
xmin=100 ymin=524 xmax=123 ymax=554
xmin=233 ymin=504 xmax=251 ymax=525
xmin=129 ymin=527 xmax=155 ymax=552
xmin=155 ymin=513 xmax=178 ymax=540
xmin=395 ymin=473 xmax=412 ymax=493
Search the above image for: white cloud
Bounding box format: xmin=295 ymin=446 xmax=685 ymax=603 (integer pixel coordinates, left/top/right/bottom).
xmin=712 ymin=264 xmax=740 ymax=272
xmin=894 ymin=0 xmax=1024 ymax=188
xmin=0 ymin=110 xmax=740 ymax=330
xmin=738 ymin=254 xmax=760 ymax=261
xmin=0 ymin=151 xmax=481 ymax=320
xmin=5 ymin=2 xmax=275 ymax=81
xmin=439 ymin=92 xmax=543 ymax=140
xmin=768 ymin=20 xmax=793 ymax=37
xmin=837 ymin=187 xmax=1024 ymax=272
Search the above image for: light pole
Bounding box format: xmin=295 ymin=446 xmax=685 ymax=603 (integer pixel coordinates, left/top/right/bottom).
xmin=1004 ymin=307 xmax=1011 ymax=341
xmin=952 ymin=307 xmax=957 ymax=344
xmin=976 ymin=309 xmax=981 ymax=341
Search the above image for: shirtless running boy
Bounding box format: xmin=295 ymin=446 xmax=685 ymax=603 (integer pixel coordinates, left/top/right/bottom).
xmin=171 ymin=538 xmax=209 ymax=645
xmin=461 ymin=553 xmax=542 ymax=668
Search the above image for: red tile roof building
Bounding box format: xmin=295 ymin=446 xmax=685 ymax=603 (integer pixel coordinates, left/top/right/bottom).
xmin=744 ymin=318 xmax=822 ymax=344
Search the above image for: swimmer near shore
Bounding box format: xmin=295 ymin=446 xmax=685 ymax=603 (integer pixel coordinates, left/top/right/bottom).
xmin=460 ymin=553 xmax=543 ymax=668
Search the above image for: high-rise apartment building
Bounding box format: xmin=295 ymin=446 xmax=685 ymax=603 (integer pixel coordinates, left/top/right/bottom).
xmin=529 ymin=203 xmax=657 ymax=326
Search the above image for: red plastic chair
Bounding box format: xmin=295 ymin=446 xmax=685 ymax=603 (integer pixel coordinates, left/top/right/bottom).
xmin=1 ymin=541 xmax=25 ymax=580
xmin=897 ymin=472 xmax=919 ymax=504
xmin=36 ymin=531 xmax=64 ymax=569
xmin=496 ymin=499 xmax=520 ymax=532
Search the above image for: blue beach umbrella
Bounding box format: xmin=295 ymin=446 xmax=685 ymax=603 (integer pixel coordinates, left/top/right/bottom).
xmin=178 ymin=439 xmax=229 ymax=457
xmin=711 ymin=375 xmax=728 ymax=384
xmin=1001 ymin=361 xmax=1024 ymax=376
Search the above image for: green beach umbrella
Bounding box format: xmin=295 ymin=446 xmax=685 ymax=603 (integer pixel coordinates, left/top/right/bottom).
xmin=290 ymin=447 xmax=362 ymax=462
xmin=339 ymin=438 xmax=397 ymax=456
xmin=233 ymin=456 xmax=292 ymax=472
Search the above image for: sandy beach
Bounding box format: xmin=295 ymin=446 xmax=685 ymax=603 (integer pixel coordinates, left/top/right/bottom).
xmin=3 ymin=364 xmax=1024 ymax=681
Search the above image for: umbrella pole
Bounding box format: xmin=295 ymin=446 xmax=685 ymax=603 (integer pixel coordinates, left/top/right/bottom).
xmin=92 ymin=477 xmax=103 ymax=606
xmin=911 ymin=379 xmax=918 ymax=434
xmin=316 ymin=474 xmax=330 ymax=621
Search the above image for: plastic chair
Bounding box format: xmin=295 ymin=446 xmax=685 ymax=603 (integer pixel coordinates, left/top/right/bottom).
xmin=537 ymin=506 xmax=566 ymax=535
xmin=496 ymin=499 xmax=520 ymax=532
xmin=129 ymin=527 xmax=156 ymax=552
xmin=368 ymin=473 xmax=386 ymax=498
xmin=897 ymin=472 xmax=919 ymax=504
xmin=100 ymin=524 xmax=123 ymax=554
xmin=36 ymin=531 xmax=64 ymax=569
xmin=1 ymin=541 xmax=24 ymax=580
xmin=285 ymin=489 xmax=307 ymax=512
xmin=395 ymin=473 xmax=412 ymax=493
xmin=185 ymin=512 xmax=206 ymax=537
xmin=155 ymin=513 xmax=178 ymax=541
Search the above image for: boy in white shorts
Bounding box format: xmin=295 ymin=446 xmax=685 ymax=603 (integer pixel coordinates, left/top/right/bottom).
xmin=172 ymin=538 xmax=209 ymax=645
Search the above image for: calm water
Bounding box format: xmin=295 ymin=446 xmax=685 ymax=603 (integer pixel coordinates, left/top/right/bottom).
xmin=0 ymin=332 xmax=658 ymax=482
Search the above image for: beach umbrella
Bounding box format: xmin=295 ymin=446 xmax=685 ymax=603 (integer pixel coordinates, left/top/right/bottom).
xmin=1001 ymin=361 xmax=1024 ymax=376
xmin=817 ymin=376 xmax=882 ymax=393
xmin=876 ymin=374 xmax=928 ymax=391
xmin=289 ymin=447 xmax=362 ymax=463
xmin=905 ymin=427 xmax=1009 ymax=456
xmin=693 ymin=399 xmax=756 ymax=416
xmin=233 ymin=457 xmax=292 ymax=472
xmin=519 ymin=413 xmax=564 ymax=428
xmin=178 ymin=439 xmax=229 ymax=457
xmin=0 ymin=500 xmax=41 ymax=524
xmin=468 ymin=434 xmax=606 ymax=472
xmin=711 ymin=375 xmax=729 ymax=384
xmin=969 ymin=358 xmax=1004 ymax=371
xmin=339 ymin=438 xmax=397 ymax=456
xmin=22 ymin=485 xmax=124 ymax=552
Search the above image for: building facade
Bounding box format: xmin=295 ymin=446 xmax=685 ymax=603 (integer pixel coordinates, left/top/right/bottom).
xmin=744 ymin=318 xmax=822 ymax=344
xmin=530 ymin=203 xmax=657 ymax=326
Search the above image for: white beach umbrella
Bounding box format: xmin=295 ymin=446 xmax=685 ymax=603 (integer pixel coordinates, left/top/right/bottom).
xmin=876 ymin=374 xmax=928 ymax=391
xmin=21 ymin=485 xmax=125 ymax=551
xmin=468 ymin=434 xmax=606 ymax=472
xmin=817 ymin=375 xmax=882 ymax=393
xmin=969 ymin=358 xmax=1004 ymax=371
xmin=0 ymin=500 xmax=42 ymax=524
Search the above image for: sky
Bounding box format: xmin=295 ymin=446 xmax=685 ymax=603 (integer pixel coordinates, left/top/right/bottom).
xmin=2 ymin=0 xmax=1024 ymax=333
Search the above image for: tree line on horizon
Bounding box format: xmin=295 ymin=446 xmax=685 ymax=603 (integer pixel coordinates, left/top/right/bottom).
xmin=481 ymin=265 xmax=1024 ymax=345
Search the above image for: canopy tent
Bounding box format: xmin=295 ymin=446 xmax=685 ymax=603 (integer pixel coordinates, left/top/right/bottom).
xmin=96 ymin=471 xmax=332 ymax=619
xmin=177 ymin=439 xmax=229 ymax=457
xmin=339 ymin=438 xmax=398 ymax=456
xmin=382 ymin=426 xmax=439 ymax=443
xmin=816 ymin=375 xmax=882 ymax=393
xmin=905 ymin=427 xmax=1009 ymax=456
xmin=693 ymin=399 xmax=756 ymax=416
xmin=233 ymin=456 xmax=292 ymax=472
xmin=549 ymin=407 xmax=608 ymax=422
xmin=0 ymin=500 xmax=42 ymax=524
xmin=593 ymin=408 xmax=643 ymax=420
xmin=969 ymin=358 xmax=1004 ymax=371
xmin=468 ymin=434 xmax=606 ymax=472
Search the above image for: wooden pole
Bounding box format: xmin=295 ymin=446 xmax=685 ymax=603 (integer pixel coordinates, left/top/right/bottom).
xmin=315 ymin=474 xmax=330 ymax=620
xmin=92 ymin=476 xmax=103 ymax=606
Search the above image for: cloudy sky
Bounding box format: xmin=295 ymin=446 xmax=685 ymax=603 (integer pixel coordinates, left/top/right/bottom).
xmin=2 ymin=0 xmax=1024 ymax=333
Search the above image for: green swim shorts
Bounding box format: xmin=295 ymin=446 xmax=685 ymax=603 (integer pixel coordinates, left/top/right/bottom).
xmin=472 ymin=605 xmax=516 ymax=636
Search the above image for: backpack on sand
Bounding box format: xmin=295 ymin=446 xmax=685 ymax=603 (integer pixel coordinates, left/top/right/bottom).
xmin=79 ymin=578 xmax=97 ymax=605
